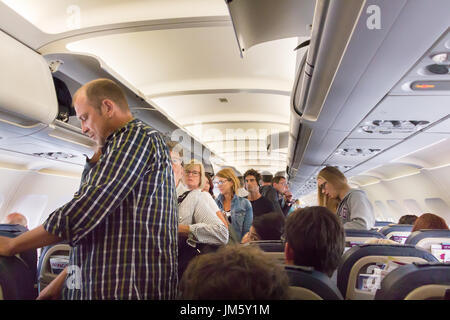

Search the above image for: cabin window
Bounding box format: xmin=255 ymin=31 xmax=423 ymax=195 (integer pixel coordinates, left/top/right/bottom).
xmin=403 ymin=199 xmax=422 ymax=215
xmin=374 ymin=200 xmax=391 ymax=221
xmin=10 ymin=194 xmax=48 ymax=229
xmin=424 ymin=198 xmax=450 ymax=224
xmin=386 ymin=200 xmax=405 ymax=220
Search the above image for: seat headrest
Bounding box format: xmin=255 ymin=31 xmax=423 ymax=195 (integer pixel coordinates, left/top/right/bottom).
xmin=337 ymin=244 xmax=439 ymax=297
xmin=284 ymin=265 xmax=343 ymax=300
xmin=380 ymin=224 xmax=413 ymax=235
xmin=405 ymin=229 xmax=450 ymax=245
xmin=375 ymin=262 xmax=450 ymax=300
xmin=345 ymin=229 xmax=386 ymax=239
xmin=248 ymin=240 xmax=284 ymax=252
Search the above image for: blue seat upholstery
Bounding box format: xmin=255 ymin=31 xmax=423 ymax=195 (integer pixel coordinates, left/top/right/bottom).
xmin=249 ymin=240 xmax=284 ymax=252
xmin=337 ymin=244 xmax=438 ymax=300
xmin=374 ymin=221 xmax=392 ymax=228
xmin=405 ymin=230 xmax=450 ymax=248
xmin=375 ymin=263 xmax=450 ymax=300
xmin=379 ymin=224 xmax=413 ymax=243
xmin=284 ymin=265 xmax=343 ymax=300
xmin=345 ymin=229 xmax=386 ymax=247
xmin=0 ymin=224 xmax=37 ymax=299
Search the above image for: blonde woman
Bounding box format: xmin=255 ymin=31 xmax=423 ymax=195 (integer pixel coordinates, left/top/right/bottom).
xmin=317 ymin=166 xmax=375 ymax=230
xmin=215 ymin=168 xmax=253 ymax=242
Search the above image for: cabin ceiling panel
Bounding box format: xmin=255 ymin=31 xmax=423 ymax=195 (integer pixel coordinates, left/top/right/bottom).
xmin=1 ymin=0 xmax=228 ymax=34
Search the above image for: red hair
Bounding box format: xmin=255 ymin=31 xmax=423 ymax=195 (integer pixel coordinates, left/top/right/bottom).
xmin=412 ymin=213 xmax=449 ymax=232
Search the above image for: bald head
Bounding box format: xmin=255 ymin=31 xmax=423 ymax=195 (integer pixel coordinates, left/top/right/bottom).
xmin=3 ymin=212 xmax=27 ymax=227
xmin=73 ymin=78 xmax=129 ymax=113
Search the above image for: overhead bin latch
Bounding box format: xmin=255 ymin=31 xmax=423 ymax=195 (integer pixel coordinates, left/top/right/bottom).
xmin=48 ymin=60 xmax=64 ymax=73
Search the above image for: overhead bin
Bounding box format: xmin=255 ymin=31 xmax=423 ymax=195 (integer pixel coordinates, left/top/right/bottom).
xmin=0 ymin=30 xmax=58 ymax=126
xmin=226 ymin=0 xmax=314 ymax=56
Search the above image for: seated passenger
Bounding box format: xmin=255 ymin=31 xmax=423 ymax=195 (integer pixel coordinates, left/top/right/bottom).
xmin=241 ymin=212 xmax=285 ymax=244
xmin=215 ymin=168 xmax=253 ymax=243
xmin=317 ymin=166 xmax=375 ymax=230
xmin=243 ymin=169 xmax=275 ymax=217
xmin=179 ymin=245 xmax=290 ymax=299
xmin=411 ymin=213 xmax=449 ymax=232
xmin=2 ymin=212 xmax=28 ymax=229
xmin=365 ymin=238 xmax=399 ymax=245
xmin=284 ymin=206 xmax=345 ymax=277
xmin=398 ymin=214 xmax=418 ymax=225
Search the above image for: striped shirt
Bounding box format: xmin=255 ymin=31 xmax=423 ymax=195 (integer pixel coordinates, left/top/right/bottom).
xmin=43 ymin=118 xmax=178 ymax=300
xmin=179 ymin=190 xmax=228 ymax=245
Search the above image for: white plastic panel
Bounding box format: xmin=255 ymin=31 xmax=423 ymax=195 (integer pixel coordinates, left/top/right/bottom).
xmin=0 ymin=30 xmax=57 ymax=125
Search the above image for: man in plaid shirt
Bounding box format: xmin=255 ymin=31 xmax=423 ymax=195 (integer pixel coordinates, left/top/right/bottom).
xmin=0 ymin=79 xmax=178 ymax=299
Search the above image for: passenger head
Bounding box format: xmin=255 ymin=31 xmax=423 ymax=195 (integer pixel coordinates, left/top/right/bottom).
xmin=184 ymin=160 xmax=206 ymax=190
xmin=73 ymin=78 xmax=132 ymax=146
xmin=365 ymin=238 xmax=399 ymax=245
xmin=202 ymin=173 xmax=215 ymax=197
xmin=285 ymin=206 xmax=345 ymax=277
xmin=243 ymin=169 xmax=261 ymax=193
xmin=398 ymin=214 xmax=418 ymax=225
xmin=179 ymin=245 xmax=290 ymax=299
xmin=261 ymin=171 xmax=273 ymax=186
xmin=252 ymin=212 xmax=285 ymax=241
xmin=3 ymin=212 xmax=28 ymax=228
xmin=167 ymin=141 xmax=184 ymax=185
xmin=411 ymin=213 xmax=449 ymax=232
xmin=215 ymin=168 xmax=240 ymax=196
xmin=272 ymin=176 xmax=287 ymax=195
xmin=317 ymin=166 xmax=350 ymax=212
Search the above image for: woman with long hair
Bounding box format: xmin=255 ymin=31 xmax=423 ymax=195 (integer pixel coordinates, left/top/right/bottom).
xmin=317 ymin=166 xmax=375 ymax=230
xmin=215 ymin=168 xmax=253 ymax=243
xmin=411 ymin=213 xmax=449 ymax=232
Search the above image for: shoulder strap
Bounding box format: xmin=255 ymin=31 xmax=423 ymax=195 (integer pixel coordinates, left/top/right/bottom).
xmin=178 ymin=190 xmax=192 ymax=204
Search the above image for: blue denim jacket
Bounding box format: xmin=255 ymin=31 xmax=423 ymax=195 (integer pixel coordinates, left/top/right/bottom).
xmin=216 ymin=194 xmax=253 ymax=242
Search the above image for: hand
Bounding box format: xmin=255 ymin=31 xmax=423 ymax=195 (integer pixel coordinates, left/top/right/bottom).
xmin=36 ymin=267 xmax=67 ymax=300
xmin=0 ymin=236 xmax=14 ymax=256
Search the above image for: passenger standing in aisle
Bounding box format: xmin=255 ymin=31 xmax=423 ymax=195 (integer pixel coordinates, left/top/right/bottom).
xmin=0 ymin=78 xmax=178 ymax=299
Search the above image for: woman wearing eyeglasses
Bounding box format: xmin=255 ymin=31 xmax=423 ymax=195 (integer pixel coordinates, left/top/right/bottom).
xmin=177 ymin=160 xmax=229 ymax=277
xmin=215 ymin=168 xmax=253 ymax=243
xmin=317 ymin=166 xmax=375 ymax=230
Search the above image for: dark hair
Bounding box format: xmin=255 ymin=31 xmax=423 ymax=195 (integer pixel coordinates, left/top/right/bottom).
xmin=272 ymin=176 xmax=286 ymax=185
xmin=244 ymin=169 xmax=261 ymax=186
xmin=179 ymin=245 xmax=290 ymax=300
xmin=261 ymin=172 xmax=273 ymax=183
xmin=398 ymin=214 xmax=418 ymax=225
xmin=252 ymin=212 xmax=285 ymax=240
xmin=412 ymin=213 xmax=449 ymax=232
xmin=285 ymin=206 xmax=345 ymax=277
xmin=205 ymin=173 xmax=215 ymax=198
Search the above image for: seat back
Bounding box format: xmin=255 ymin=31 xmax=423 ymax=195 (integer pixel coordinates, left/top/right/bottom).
xmin=284 ymin=265 xmax=343 ymax=300
xmin=379 ymin=224 xmax=413 ymax=244
xmin=405 ymin=230 xmax=450 ymax=261
xmin=373 ymin=221 xmax=393 ymax=230
xmin=0 ymin=225 xmax=37 ymax=300
xmin=345 ymin=229 xmax=386 ymax=248
xmin=337 ymin=244 xmax=438 ymax=300
xmin=247 ymin=240 xmax=285 ymax=264
xmin=375 ymin=263 xmax=450 ymax=300
xmin=37 ymin=243 xmax=71 ymax=293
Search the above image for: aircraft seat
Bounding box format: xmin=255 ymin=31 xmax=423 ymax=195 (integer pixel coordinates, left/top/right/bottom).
xmin=405 ymin=229 xmax=450 ymax=250
xmin=375 ymin=263 xmax=450 ymax=300
xmin=284 ymin=265 xmax=344 ymax=300
xmin=345 ymin=229 xmax=386 ymax=248
xmin=0 ymin=224 xmax=37 ymax=299
xmin=247 ymin=240 xmax=285 ymax=264
xmin=337 ymin=244 xmax=438 ymax=300
xmin=379 ymin=224 xmax=413 ymax=244
xmin=37 ymin=243 xmax=71 ymax=293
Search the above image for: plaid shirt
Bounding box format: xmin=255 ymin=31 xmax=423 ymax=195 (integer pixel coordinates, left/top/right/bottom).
xmin=43 ymin=119 xmax=178 ymax=299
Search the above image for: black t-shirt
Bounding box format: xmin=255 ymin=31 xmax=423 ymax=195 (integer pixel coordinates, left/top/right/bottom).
xmin=249 ymin=196 xmax=275 ymax=217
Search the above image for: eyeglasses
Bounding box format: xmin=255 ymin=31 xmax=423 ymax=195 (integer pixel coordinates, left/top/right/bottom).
xmin=214 ymin=179 xmax=229 ymax=186
xmin=185 ymin=170 xmax=200 ymax=176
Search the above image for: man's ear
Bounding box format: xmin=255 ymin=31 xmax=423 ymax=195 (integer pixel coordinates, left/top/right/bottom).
xmin=102 ymin=99 xmax=115 ymax=117
xmin=284 ymin=242 xmax=294 ymax=264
